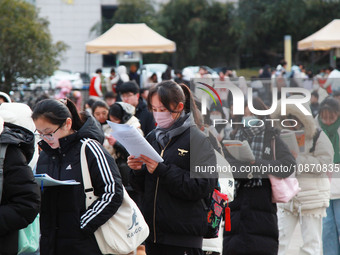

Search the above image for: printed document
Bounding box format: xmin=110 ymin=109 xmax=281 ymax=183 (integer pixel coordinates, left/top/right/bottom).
xmin=223 ymin=140 xmax=255 ymax=162
xmin=34 ymin=174 xmax=80 ymax=186
xmin=107 ymin=121 xmax=164 ymax=162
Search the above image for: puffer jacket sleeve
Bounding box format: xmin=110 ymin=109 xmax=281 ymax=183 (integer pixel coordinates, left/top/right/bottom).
xmin=0 ymin=145 xmax=40 ymax=236
xmin=154 ymin=132 xmax=217 ymax=201
xmin=80 ymin=139 xmax=123 ymax=233
xmin=296 ymin=131 xmax=334 ymax=174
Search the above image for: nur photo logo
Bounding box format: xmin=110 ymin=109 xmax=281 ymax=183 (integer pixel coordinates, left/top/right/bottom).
xmin=194 ymin=78 xmax=312 ymax=128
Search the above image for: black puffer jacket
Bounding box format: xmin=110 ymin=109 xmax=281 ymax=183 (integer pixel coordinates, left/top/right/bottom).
xmin=130 ymin=116 xmax=217 ymax=249
xmin=223 ymin=127 xmax=296 ymax=255
xmin=0 ymin=123 xmax=40 ymax=254
xmin=36 ymin=115 xmax=123 ymax=255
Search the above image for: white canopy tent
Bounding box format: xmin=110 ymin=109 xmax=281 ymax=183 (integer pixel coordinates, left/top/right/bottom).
xmin=298 ymin=19 xmax=340 ymax=51
xmin=85 ymin=23 xmax=176 ymax=73
xmin=86 ymin=23 xmax=176 ymax=54
xmin=298 ymin=19 xmax=340 ymax=66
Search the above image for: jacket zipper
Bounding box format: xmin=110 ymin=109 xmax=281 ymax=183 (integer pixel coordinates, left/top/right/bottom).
xmin=153 ymin=139 xmax=172 ymax=243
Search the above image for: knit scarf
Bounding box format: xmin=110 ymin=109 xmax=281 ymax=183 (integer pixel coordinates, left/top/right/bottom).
xmin=234 ymin=124 xmax=266 ymax=190
xmin=236 ymin=124 xmax=266 ymax=159
xmin=154 ymin=113 xmax=195 ymax=148
xmin=319 ymin=117 xmax=340 ymax=163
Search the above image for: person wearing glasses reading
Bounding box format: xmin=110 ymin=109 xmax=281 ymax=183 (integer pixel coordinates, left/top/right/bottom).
xmin=32 ymin=98 xmax=123 ymax=255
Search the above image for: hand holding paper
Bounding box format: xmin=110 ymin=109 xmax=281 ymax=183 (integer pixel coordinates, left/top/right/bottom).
xmin=223 ymin=140 xmax=255 ymax=162
xmin=34 ymin=174 xmax=80 ymax=186
xmin=107 ymin=121 xmax=164 ymax=163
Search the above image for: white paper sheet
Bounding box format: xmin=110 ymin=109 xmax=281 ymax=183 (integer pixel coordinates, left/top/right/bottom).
xmin=34 ymin=174 xmax=80 ymax=186
xmin=222 ymin=140 xmax=255 ymax=162
xmin=107 ymin=121 xmax=164 ymax=163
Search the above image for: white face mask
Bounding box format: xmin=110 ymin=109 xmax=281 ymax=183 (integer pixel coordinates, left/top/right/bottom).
xmin=153 ymin=112 xmax=175 ymax=129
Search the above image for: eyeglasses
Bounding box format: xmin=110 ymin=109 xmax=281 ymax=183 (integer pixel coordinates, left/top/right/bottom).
xmin=121 ymin=93 xmax=136 ymax=100
xmin=35 ymin=124 xmax=63 ymax=141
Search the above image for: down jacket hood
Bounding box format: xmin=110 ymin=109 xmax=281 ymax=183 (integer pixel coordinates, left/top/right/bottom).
xmin=0 ymin=122 xmax=35 ymax=163
xmin=271 ymin=96 xmax=316 ymax=139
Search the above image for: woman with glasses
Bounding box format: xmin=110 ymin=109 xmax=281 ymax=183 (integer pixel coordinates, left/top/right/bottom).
xmin=32 ymin=98 xmax=123 ymax=255
xmin=318 ymin=97 xmax=340 ymax=255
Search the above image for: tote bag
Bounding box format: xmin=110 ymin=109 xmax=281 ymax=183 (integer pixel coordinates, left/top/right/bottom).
xmin=80 ymin=139 xmax=149 ymax=255
xmin=269 ymin=137 xmax=300 ymax=203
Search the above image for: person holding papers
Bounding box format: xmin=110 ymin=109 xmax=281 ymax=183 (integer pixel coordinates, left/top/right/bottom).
xmin=108 ymin=102 xmax=143 ymax=201
xmin=128 ymin=81 xmax=217 ymax=255
xmin=32 ymin=98 xmax=123 ymax=255
xmin=223 ymin=97 xmax=296 ymax=255
xmin=272 ymin=97 xmax=333 ymax=255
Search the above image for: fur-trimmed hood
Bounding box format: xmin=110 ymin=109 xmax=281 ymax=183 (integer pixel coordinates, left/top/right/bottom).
xmin=271 ymin=96 xmax=316 ymax=139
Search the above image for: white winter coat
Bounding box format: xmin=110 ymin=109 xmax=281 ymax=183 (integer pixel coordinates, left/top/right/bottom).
xmin=272 ymin=99 xmax=333 ymax=216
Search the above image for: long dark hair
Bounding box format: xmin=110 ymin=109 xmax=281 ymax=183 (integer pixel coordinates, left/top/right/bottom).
xmin=319 ymin=97 xmax=340 ymax=117
xmin=147 ymin=80 xmax=200 ymax=123
xmin=32 ymin=98 xmax=85 ymax=131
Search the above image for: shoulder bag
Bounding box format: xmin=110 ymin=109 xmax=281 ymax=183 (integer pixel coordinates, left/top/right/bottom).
xmin=268 ymin=137 xmax=300 ymax=203
xmin=80 ymin=139 xmax=149 ymax=255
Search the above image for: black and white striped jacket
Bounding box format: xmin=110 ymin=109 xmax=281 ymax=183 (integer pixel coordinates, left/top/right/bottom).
xmin=36 ymin=116 xmax=123 ymax=255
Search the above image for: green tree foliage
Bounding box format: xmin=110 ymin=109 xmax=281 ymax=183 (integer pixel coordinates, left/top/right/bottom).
xmin=111 ymin=0 xmax=157 ymax=27
xmin=91 ymin=0 xmax=340 ymax=69
xmin=233 ymin=0 xmax=340 ymax=67
xmin=159 ymin=0 xmax=236 ymax=68
xmin=232 ymin=0 xmax=307 ymax=67
xmin=0 ymin=0 xmax=67 ymax=92
xmin=90 ymin=0 xmax=157 ymax=35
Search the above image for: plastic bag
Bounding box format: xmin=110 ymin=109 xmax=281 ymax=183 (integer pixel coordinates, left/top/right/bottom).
xmin=18 ymin=214 xmax=40 ymax=254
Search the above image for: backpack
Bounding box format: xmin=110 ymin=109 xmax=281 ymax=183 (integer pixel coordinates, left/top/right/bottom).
xmin=202 ymin=186 xmax=231 ymax=239
xmin=309 ymin=128 xmax=321 ymax=153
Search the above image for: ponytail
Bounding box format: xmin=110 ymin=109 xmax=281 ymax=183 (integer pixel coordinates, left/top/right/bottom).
xmin=64 ymin=99 xmax=86 ymax=131
xmin=32 ymin=98 xmax=85 ymax=131
xmin=179 ymin=83 xmax=201 ymax=126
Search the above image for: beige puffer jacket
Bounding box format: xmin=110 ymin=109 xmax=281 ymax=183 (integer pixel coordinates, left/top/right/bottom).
xmin=271 ymin=98 xmax=333 ymax=216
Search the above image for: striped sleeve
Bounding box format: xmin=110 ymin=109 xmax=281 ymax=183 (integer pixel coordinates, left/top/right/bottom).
xmin=80 ymin=138 xmax=117 ymax=229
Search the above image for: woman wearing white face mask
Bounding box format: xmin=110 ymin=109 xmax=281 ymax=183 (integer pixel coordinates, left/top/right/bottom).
xmin=128 ymin=81 xmax=217 ymax=255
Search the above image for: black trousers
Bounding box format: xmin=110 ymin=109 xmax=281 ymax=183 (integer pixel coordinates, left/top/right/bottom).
xmin=146 ymin=242 xmax=203 ymax=255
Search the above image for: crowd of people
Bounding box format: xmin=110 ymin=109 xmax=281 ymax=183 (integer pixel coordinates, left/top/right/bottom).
xmin=0 ymin=61 xmax=340 ymax=255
